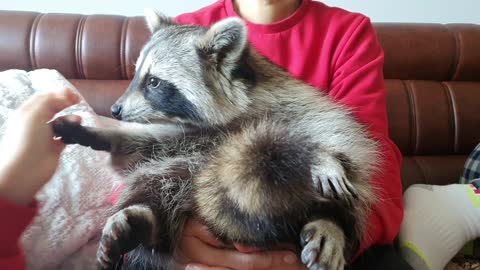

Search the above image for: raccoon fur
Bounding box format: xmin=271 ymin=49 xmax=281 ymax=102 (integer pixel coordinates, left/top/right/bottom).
xmin=52 ymin=9 xmax=378 ymax=270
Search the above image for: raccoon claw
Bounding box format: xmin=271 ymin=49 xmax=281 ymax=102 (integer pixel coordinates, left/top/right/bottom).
xmin=97 ymin=206 xmax=154 ymax=270
xmin=97 ymin=211 xmax=130 ymax=270
xmin=300 ymin=220 xmax=346 ymax=270
xmin=317 ymin=175 xmax=358 ymax=206
xmin=311 ymin=157 xmax=358 ymax=205
xmin=51 ymin=117 xmax=83 ymax=145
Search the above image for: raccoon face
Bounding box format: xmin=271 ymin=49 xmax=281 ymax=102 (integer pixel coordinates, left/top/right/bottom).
xmin=111 ymin=9 xmax=256 ymax=127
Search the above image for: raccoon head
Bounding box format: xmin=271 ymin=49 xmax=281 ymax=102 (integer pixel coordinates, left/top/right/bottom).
xmin=111 ymin=9 xmax=256 ymax=127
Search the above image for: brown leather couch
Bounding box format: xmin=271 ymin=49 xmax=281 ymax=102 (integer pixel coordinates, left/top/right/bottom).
xmin=0 ymin=10 xmax=479 ymax=190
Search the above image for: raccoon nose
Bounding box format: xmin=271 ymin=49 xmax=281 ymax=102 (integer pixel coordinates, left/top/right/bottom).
xmin=111 ymin=104 xmax=123 ymax=120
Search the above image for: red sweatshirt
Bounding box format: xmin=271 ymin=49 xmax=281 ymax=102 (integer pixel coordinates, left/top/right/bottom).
xmin=0 ymin=199 xmax=36 ymax=269
xmin=0 ymin=1 xmax=403 ymax=268
xmin=174 ymin=0 xmax=404 ymax=255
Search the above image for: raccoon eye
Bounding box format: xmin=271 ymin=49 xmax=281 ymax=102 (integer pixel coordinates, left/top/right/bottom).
xmin=146 ymin=76 xmax=161 ymax=90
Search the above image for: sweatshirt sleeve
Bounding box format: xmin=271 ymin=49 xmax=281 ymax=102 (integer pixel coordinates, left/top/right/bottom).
xmin=328 ymin=17 xmax=404 ymax=255
xmin=0 ymin=198 xmax=37 ymax=270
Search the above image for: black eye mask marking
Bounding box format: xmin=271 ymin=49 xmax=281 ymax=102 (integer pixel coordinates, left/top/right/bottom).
xmin=143 ymin=75 xmax=202 ymax=123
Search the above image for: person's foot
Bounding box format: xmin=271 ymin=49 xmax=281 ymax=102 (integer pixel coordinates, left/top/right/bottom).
xmin=399 ymin=184 xmax=480 ymax=270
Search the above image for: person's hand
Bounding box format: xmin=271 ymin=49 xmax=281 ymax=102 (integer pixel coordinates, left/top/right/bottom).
xmin=0 ymin=89 xmax=80 ymax=206
xmin=175 ymin=218 xmax=307 ymax=270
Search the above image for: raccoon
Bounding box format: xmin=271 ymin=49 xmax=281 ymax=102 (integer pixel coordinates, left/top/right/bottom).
xmin=52 ymin=9 xmax=378 ymax=270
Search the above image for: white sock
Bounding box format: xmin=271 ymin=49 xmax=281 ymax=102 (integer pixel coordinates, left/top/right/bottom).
xmin=399 ymin=184 xmax=480 ymax=270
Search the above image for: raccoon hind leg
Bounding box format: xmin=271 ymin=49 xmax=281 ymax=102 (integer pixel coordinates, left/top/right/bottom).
xmin=97 ymin=205 xmax=156 ymax=270
xmin=300 ymin=219 xmax=346 ymax=270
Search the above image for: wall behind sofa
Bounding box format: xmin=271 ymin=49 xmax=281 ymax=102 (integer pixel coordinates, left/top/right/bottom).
xmin=1 ymin=0 xmax=478 ymax=24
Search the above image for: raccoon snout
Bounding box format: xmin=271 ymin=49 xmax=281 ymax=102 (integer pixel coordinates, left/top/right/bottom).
xmin=111 ymin=104 xmax=123 ymax=120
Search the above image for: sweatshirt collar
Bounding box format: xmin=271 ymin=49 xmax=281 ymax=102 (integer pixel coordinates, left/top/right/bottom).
xmin=224 ymin=0 xmax=311 ymax=34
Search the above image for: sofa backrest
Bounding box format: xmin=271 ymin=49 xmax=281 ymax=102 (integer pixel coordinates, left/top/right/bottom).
xmin=1 ymin=11 xmax=479 ymax=189
xmin=375 ymin=23 xmax=480 ymax=188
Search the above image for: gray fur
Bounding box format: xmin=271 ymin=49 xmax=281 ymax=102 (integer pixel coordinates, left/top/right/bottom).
xmin=52 ymin=12 xmax=379 ymax=270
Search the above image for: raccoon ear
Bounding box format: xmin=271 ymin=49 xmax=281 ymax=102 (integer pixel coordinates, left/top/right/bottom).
xmin=144 ymin=8 xmax=173 ymax=33
xmin=197 ymin=17 xmax=247 ymax=63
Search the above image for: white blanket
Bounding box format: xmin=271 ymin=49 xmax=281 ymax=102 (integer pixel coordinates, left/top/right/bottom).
xmin=0 ymin=69 xmax=124 ymax=270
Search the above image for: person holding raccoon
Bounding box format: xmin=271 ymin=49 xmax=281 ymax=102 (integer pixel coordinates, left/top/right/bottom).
xmin=1 ymin=1 xmax=480 ymax=270
xmin=2 ymin=89 xmax=480 ymax=270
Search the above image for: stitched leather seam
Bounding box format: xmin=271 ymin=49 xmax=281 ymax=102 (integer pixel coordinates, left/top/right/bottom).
xmin=29 ymin=13 xmax=43 ymax=71
xmin=75 ymin=15 xmax=87 ymax=79
xmin=120 ymin=17 xmax=129 ymax=80
xmin=403 ymin=80 xmax=417 ymax=155
xmin=441 ymin=82 xmax=459 ymax=154
xmin=445 ymin=25 xmax=461 ymax=81
xmin=412 ymin=157 xmax=428 ymax=184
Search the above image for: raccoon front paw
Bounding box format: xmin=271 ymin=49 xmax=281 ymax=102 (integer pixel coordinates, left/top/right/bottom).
xmin=300 ymin=220 xmax=346 ymax=270
xmin=51 ymin=117 xmax=111 ymax=151
xmin=311 ymin=158 xmax=358 ymax=205
xmin=97 ymin=205 xmax=155 ymax=270
xmin=51 ymin=117 xmax=84 ymax=144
